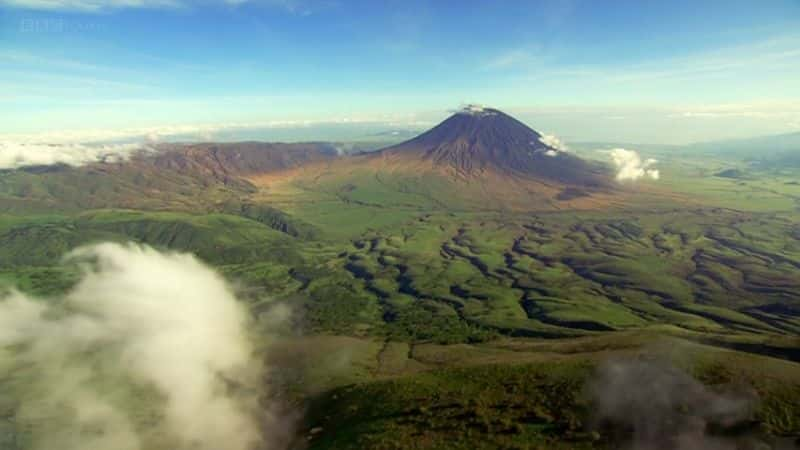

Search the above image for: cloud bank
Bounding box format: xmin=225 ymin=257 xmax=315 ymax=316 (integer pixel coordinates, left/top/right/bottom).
xmin=0 ymin=243 xmax=285 ymax=450
xmin=0 ymin=141 xmax=150 ymax=169
xmin=1 ymin=114 xmax=419 ymax=145
xmin=609 ymin=148 xmax=660 ymax=181
xmin=0 ymin=114 xmax=431 ymax=169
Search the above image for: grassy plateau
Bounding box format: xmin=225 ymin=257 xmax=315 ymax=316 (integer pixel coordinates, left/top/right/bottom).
xmin=0 ymin=143 xmax=799 ymax=449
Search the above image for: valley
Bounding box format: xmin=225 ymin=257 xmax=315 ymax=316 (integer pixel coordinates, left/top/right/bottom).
xmin=1 ymin=109 xmax=799 ymax=449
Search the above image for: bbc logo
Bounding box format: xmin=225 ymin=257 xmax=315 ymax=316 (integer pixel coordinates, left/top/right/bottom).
xmin=19 ymin=18 xmax=106 ymax=33
xmin=19 ymin=18 xmax=64 ymax=33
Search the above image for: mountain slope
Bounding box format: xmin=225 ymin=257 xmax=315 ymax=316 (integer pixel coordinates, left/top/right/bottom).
xmin=370 ymin=106 xmax=611 ymax=188
xmin=151 ymin=141 xmax=339 ymax=180
xmin=0 ymin=142 xmax=338 ymax=213
xmin=247 ymin=106 xmax=622 ymax=211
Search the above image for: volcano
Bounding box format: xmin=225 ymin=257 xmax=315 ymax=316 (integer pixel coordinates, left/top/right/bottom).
xmin=241 ymin=106 xmax=622 ymax=211
xmin=371 ymin=105 xmax=611 ymax=188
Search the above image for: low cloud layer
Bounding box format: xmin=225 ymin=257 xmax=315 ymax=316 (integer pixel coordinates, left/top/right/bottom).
xmin=1 ymin=115 xmax=421 ymax=146
xmin=609 ymin=148 xmax=660 ymax=181
xmin=0 ymin=141 xmax=150 ymax=169
xmin=538 ymin=133 xmax=569 ymax=152
xmin=0 ymin=243 xmax=284 ymax=450
xmin=590 ymin=358 xmax=759 ymax=450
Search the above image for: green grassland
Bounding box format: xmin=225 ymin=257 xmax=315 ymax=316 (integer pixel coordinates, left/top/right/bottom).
xmin=295 ymin=334 xmax=800 ymax=450
xmin=1 ymin=149 xmax=800 ymax=448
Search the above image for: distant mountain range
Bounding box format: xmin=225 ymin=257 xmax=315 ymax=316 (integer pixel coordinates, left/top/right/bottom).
xmin=687 ymin=131 xmax=800 ymax=156
xmin=0 ymin=107 xmax=638 ymax=212
xmin=680 ymin=131 xmax=800 ymax=171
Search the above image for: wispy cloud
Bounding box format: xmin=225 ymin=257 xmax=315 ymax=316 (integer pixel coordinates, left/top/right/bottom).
xmin=0 ymin=0 xmax=333 ymax=13
xmin=483 ymin=49 xmax=538 ymax=71
xmin=0 ymin=49 xmax=106 ymax=72
xmin=605 ymin=48 xmax=800 ymax=85
xmin=228 ymin=0 xmax=337 ymax=15
xmin=517 ymin=34 xmax=800 ymax=86
xmin=669 ymin=102 xmax=800 ymax=119
xmin=3 ymin=69 xmax=154 ymax=91
xmin=505 ymin=102 xmax=800 ymax=144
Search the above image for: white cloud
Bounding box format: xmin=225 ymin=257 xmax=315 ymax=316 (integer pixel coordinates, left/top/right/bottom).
xmin=538 ymin=133 xmax=569 ymax=152
xmin=0 ymin=242 xmax=288 ymax=450
xmin=0 ymin=0 xmax=330 ymax=12
xmin=544 ymin=149 xmax=558 ymax=157
xmin=587 ymin=38 xmax=800 ymax=85
xmin=452 ymin=104 xmax=497 ymax=117
xmin=0 ymin=141 xmax=150 ymax=169
xmin=609 ymin=148 xmax=660 ymax=181
xmin=235 ymin=0 xmax=335 ymax=15
xmin=669 ymin=102 xmax=800 ymax=120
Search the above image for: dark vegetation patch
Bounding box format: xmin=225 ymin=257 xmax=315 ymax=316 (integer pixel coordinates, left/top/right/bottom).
xmin=556 ymin=187 xmax=591 ymax=201
xmin=301 ymin=354 xmax=800 ymax=449
xmin=221 ymin=201 xmax=320 ymax=239
xmin=304 ymin=361 xmax=594 ymax=449
xmin=715 ymin=168 xmax=747 ymax=179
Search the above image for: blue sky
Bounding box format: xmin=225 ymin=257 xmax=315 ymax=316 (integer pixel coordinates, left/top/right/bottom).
xmin=1 ymin=0 xmax=799 ymax=144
